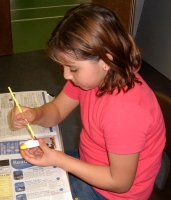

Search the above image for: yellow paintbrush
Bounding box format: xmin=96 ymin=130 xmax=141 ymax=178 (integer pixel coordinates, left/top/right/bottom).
xmin=8 ymin=87 xmax=36 ymax=140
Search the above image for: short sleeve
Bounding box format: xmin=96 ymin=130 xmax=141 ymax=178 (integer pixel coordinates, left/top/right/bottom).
xmin=63 ymin=81 xmax=80 ymax=100
xmin=101 ymin=103 xmax=153 ymax=154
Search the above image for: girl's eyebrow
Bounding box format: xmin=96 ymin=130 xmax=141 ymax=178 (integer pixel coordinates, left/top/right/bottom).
xmin=57 ymin=61 xmax=76 ymax=68
xmin=56 ymin=60 xmax=75 ymax=66
xmin=65 ymin=64 xmax=76 ymax=68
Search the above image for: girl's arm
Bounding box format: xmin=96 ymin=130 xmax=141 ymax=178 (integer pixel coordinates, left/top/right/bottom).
xmin=36 ymin=90 xmax=79 ymax=127
xmin=11 ymin=90 xmax=79 ymax=129
xmin=21 ymin=139 xmax=139 ymax=193
xmin=62 ymin=151 xmax=139 ymax=193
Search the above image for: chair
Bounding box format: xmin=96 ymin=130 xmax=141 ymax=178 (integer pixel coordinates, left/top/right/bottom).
xmin=149 ymin=92 xmax=171 ymax=200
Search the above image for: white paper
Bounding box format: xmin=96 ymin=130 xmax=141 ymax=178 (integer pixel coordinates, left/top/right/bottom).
xmin=0 ymin=91 xmax=72 ymax=200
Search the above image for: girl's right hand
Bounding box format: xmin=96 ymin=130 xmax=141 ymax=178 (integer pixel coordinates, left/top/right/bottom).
xmin=10 ymin=106 xmax=40 ymax=130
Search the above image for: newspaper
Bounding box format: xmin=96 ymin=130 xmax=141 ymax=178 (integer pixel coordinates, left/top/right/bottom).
xmin=0 ymin=91 xmax=73 ymax=200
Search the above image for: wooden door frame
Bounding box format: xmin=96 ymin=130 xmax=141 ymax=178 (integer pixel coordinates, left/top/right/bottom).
xmin=0 ymin=0 xmax=13 ymax=56
xmin=92 ymin=0 xmax=136 ymax=34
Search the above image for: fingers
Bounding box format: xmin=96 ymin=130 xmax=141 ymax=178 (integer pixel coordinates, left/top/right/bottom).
xmin=38 ymin=138 xmax=51 ymax=154
xmin=20 ymin=138 xmax=56 ymax=167
xmin=29 ymin=146 xmax=43 ymax=155
xmin=20 ymin=139 xmax=48 ymax=159
xmin=24 ymin=149 xmax=37 ymax=158
xmin=10 ymin=106 xmax=33 ymax=130
xmin=10 ymin=108 xmax=20 ymax=130
xmin=20 ymin=148 xmax=43 ymax=165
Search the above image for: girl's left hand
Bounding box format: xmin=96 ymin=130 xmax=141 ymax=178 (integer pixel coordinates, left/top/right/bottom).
xmin=20 ymin=138 xmax=65 ymax=167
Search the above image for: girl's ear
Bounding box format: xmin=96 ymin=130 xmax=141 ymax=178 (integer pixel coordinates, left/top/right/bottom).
xmin=102 ymin=53 xmax=113 ymax=71
xmin=103 ymin=63 xmax=110 ymax=71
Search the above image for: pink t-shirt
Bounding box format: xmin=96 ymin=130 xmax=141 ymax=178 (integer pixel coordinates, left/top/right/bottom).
xmin=63 ymin=73 xmax=166 ymax=200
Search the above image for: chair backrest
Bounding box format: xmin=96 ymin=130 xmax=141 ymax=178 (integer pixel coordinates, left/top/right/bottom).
xmin=149 ymin=92 xmax=171 ymax=200
xmin=155 ymin=92 xmax=171 ymax=162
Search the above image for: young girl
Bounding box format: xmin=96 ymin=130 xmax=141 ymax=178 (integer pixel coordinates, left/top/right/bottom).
xmin=11 ymin=3 xmax=166 ymax=200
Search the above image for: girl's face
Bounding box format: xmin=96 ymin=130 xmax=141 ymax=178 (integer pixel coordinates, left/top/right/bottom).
xmin=58 ymin=54 xmax=110 ymax=90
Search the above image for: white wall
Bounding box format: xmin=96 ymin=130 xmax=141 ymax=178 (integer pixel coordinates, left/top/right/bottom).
xmin=135 ymin=0 xmax=171 ymax=81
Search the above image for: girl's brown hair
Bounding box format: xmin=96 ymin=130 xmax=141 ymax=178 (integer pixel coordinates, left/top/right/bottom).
xmin=47 ymin=3 xmax=142 ymax=96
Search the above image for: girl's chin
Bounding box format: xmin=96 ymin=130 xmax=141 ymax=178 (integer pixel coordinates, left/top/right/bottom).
xmin=78 ymin=85 xmax=90 ymax=90
xmin=81 ymin=88 xmax=90 ymax=90
xmin=80 ymin=86 xmax=94 ymax=90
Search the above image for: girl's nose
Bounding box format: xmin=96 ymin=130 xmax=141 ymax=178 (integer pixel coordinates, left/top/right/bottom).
xmin=63 ymin=67 xmax=72 ymax=80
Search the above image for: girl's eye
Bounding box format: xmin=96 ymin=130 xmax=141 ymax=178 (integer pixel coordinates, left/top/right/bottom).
xmin=70 ymin=69 xmax=77 ymax=72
